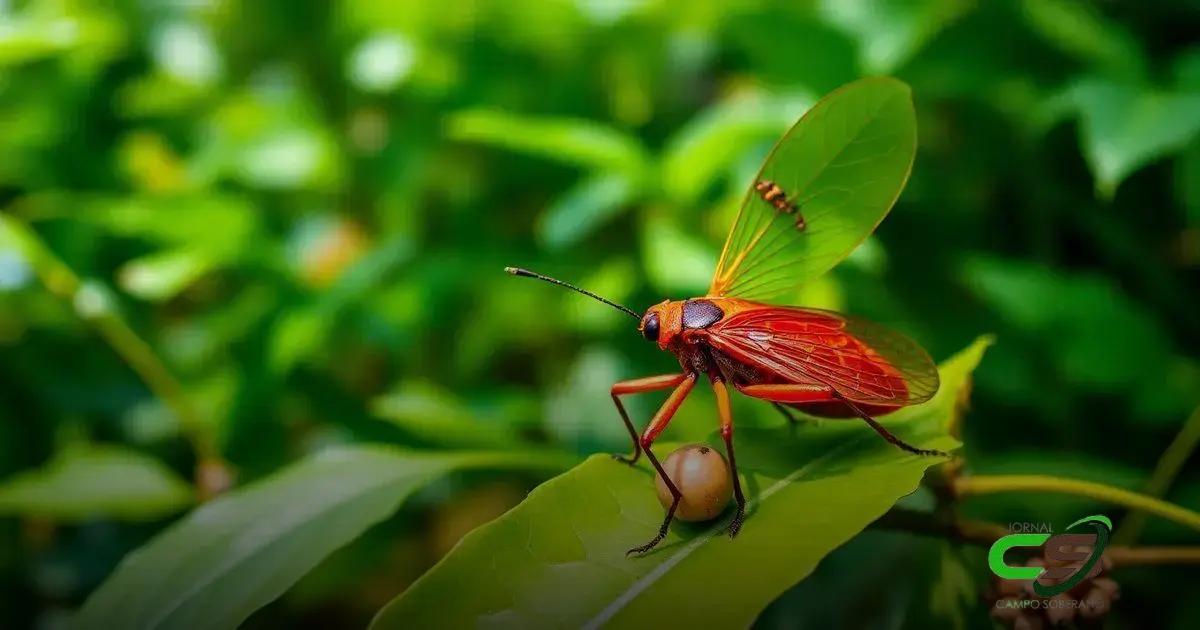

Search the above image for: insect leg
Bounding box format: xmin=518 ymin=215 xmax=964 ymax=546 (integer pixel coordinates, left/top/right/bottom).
xmin=713 ymin=379 xmax=746 ymax=538
xmin=627 ymin=372 xmax=698 ymax=556
xmin=771 ymin=401 xmax=823 ymax=436
xmin=772 ymin=402 xmax=799 ymax=424
xmin=839 ymin=396 xmax=948 ymax=457
xmin=610 ymin=374 xmax=687 ymax=465
xmin=737 ymin=383 xmax=836 ymax=403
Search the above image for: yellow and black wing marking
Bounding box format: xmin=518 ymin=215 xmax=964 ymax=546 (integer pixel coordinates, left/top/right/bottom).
xmin=752 ymin=180 xmax=805 ymax=229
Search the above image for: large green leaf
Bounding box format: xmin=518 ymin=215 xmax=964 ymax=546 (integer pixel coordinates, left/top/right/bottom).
xmin=658 ymin=93 xmax=809 ymax=206
xmin=1018 ymin=0 xmax=1144 ymax=77
xmin=640 ymin=212 xmax=719 ymax=296
xmin=818 ymin=0 xmax=973 ymax=74
xmin=0 ymin=445 xmax=193 ymax=521
xmin=962 ymin=256 xmax=1171 ymax=391
xmin=1063 ymin=78 xmax=1200 ymax=197
xmin=0 ymin=9 xmax=124 ymax=68
xmin=371 ymin=381 xmax=523 ymax=449
xmin=372 ymin=338 xmax=991 ymax=629
xmin=71 ymin=446 xmax=572 ymax=630
xmin=537 ymin=172 xmax=637 ymax=250
xmin=117 ymin=249 xmax=214 ymax=302
xmin=446 ymin=110 xmax=648 ymax=175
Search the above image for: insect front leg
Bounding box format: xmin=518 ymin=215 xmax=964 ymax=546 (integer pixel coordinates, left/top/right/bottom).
xmin=713 ymin=379 xmax=746 ymax=538
xmin=610 ymin=374 xmax=687 ymax=465
xmin=627 ymin=372 xmax=697 ymax=556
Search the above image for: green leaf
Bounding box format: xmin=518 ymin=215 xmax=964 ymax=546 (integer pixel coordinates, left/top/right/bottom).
xmin=447 ymin=109 xmax=648 ymax=174
xmin=962 ymin=256 xmax=1172 ymax=389
xmin=77 ymin=195 xmax=261 ymax=260
xmin=659 ymin=93 xmax=810 ymax=205
xmin=1177 ymin=139 xmax=1200 ymax=228
xmin=192 ymin=87 xmax=344 ymax=191
xmin=640 ymin=213 xmax=718 ymax=296
xmin=72 ymin=446 xmax=572 ymax=630
xmin=726 ymin=14 xmax=858 ymax=95
xmin=0 ymin=445 xmax=192 ymax=521
xmin=563 ymin=259 xmax=638 ymax=333
xmin=371 ymin=338 xmax=991 ymax=629
xmin=544 ymin=347 xmax=645 ymax=455
xmin=117 ymin=249 xmax=214 ymax=301
xmin=537 ymin=173 xmax=636 ymax=250
xmin=1174 ymin=47 xmax=1200 ymax=91
xmin=1018 ymin=0 xmax=1145 ymax=77
xmin=0 ymin=17 xmax=81 ymax=66
xmin=269 ymin=237 xmax=413 ymax=373
xmin=818 ymin=0 xmax=974 ymax=74
xmin=1064 ymin=79 xmax=1200 ymax=197
xmin=0 ymin=10 xmax=124 ymax=68
xmin=371 ymin=381 xmax=522 ymax=449
xmin=268 ymin=307 xmax=333 ymax=373
xmin=926 ymin=543 xmax=978 ymax=630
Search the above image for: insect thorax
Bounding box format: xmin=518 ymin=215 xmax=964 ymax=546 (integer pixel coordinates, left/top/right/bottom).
xmin=681 ymin=299 xmax=724 ymax=329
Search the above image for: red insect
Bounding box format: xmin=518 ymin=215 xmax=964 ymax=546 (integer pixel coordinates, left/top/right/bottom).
xmin=507 ymin=78 xmax=941 ymax=555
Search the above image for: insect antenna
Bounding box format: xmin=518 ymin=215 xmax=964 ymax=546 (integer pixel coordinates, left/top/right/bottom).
xmin=504 ymin=267 xmax=639 ymax=319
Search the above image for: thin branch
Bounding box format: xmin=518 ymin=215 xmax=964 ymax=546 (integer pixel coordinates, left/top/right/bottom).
xmin=873 ymin=508 xmax=1200 ymax=568
xmin=1114 ymin=404 xmax=1200 ymax=545
xmin=872 ymin=506 xmax=1006 ymax=546
xmin=954 ymin=474 xmax=1200 ymax=533
xmin=1108 ymin=546 xmax=1200 ymax=567
xmin=1 ymin=213 xmax=227 ymax=495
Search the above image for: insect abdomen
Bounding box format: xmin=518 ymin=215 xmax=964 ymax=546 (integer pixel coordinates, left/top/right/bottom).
xmin=754 ymin=180 xmax=806 ymax=230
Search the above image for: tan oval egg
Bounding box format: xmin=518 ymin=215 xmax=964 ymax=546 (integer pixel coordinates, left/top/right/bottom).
xmin=655 ymin=444 xmax=733 ymax=521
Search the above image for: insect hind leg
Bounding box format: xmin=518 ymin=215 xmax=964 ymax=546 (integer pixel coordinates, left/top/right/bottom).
xmin=772 ymin=402 xmax=799 ymax=424
xmin=771 ymin=402 xmax=827 ymax=429
xmin=839 ymin=396 xmax=947 ymax=457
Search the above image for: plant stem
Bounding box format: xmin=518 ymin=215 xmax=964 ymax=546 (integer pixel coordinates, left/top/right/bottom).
xmin=954 ymin=474 xmax=1200 ymax=533
xmin=1113 ymin=404 xmax=1200 ymax=545
xmin=0 ymin=214 xmax=222 ymax=485
xmin=1108 ymin=546 xmax=1200 ymax=567
xmin=875 ymin=508 xmax=1200 ymax=568
xmin=873 ymin=507 xmax=1006 ymax=545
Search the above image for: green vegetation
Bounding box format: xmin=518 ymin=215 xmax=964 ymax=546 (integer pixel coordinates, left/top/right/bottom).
xmin=1 ymin=1 xmax=1198 ymax=628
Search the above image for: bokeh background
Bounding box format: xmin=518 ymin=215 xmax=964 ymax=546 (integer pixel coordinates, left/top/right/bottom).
xmin=1 ymin=0 xmax=1198 ymax=628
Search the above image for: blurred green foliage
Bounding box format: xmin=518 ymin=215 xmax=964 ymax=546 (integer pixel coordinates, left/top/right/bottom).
xmin=1 ymin=0 xmax=1198 ymax=628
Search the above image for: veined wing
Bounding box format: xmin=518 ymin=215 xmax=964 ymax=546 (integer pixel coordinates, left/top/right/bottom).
xmin=705 ymin=306 xmax=938 ymax=405
xmin=708 ymin=78 xmax=917 ymax=302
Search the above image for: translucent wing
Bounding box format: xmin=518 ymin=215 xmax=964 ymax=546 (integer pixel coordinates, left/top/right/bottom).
xmin=708 ymin=78 xmax=917 ymax=302
xmin=706 ymin=306 xmax=938 ymax=405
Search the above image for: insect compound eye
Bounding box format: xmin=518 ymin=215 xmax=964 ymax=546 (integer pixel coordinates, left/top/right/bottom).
xmin=641 ymin=313 xmax=659 ymax=342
